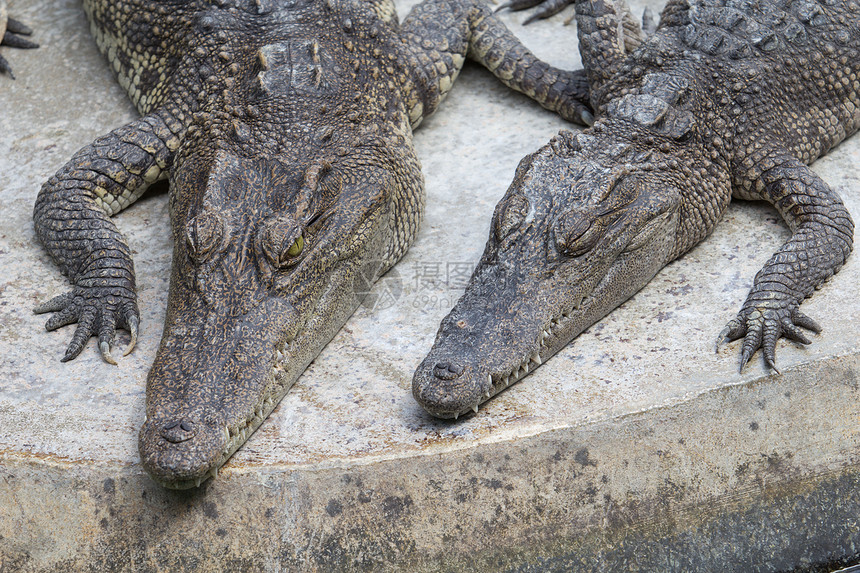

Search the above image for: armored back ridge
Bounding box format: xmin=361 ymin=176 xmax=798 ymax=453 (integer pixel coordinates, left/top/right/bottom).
xmin=414 ymin=0 xmax=858 ymax=418
xmin=32 ymin=0 xmax=593 ymax=488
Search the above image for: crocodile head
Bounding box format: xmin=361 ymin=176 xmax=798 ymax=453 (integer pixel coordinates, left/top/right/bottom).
xmin=413 ymin=128 xmax=682 ymax=419
xmin=138 ymin=115 xmax=407 ymax=488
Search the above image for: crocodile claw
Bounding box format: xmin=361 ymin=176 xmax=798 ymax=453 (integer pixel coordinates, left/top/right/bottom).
xmin=496 ymin=0 xmax=572 ymax=24
xmin=6 ymin=17 xmax=34 ymax=37
xmin=3 ymin=28 xmax=38 ymax=49
xmin=100 ymin=341 xmax=117 ymax=366
xmin=35 ymin=285 xmax=139 ymax=364
xmin=719 ymin=305 xmax=819 ymax=373
xmin=494 ymin=0 xmax=544 ymax=14
xmin=123 ymin=315 xmax=139 ymax=357
xmin=642 ymin=7 xmax=657 ymax=35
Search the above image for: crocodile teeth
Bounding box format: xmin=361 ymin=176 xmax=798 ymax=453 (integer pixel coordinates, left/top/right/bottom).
xmin=485 ymin=390 xmax=491 ymax=399
xmin=487 ymin=374 xmax=493 ymax=387
xmin=532 ymin=354 xmax=542 ymax=366
xmin=472 ymin=405 xmax=479 ymax=414
xmin=195 ymin=478 xmax=202 ymax=488
xmin=523 ymin=364 xmax=529 ymax=375
xmin=453 ymin=412 xmax=459 ymax=421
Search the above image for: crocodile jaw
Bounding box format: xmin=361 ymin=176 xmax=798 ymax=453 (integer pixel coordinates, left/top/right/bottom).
xmin=138 ymin=263 xmax=362 ymax=489
xmin=137 ymin=295 xmax=295 ymax=489
xmin=138 ymin=346 xmax=303 ymax=490
xmin=413 ymin=220 xmax=678 ymax=418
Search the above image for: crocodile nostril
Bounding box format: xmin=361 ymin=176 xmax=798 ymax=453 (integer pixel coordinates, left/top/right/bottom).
xmin=161 ymin=419 xmax=197 ymax=443
xmin=432 ymin=361 xmax=465 ymax=380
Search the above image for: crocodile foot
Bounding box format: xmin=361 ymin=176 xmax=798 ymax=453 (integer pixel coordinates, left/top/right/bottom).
xmin=718 ymin=303 xmax=821 ymax=374
xmin=35 ymin=285 xmax=139 ymax=364
xmin=495 ymin=0 xmax=572 ymax=25
xmin=498 ymin=0 xmax=656 ymax=35
xmin=0 ymin=2 xmax=39 ymax=79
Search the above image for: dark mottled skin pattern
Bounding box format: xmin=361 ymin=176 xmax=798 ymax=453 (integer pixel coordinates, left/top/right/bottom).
xmin=413 ymin=0 xmax=858 ymax=419
xmin=32 ymin=0 xmax=591 ymax=488
xmin=0 ymin=0 xmax=39 ymax=78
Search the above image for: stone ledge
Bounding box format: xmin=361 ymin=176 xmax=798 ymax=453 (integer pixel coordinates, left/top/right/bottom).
xmin=2 ymin=354 xmax=859 ymax=571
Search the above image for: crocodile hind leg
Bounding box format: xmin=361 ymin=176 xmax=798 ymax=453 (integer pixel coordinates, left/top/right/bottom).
xmin=0 ymin=0 xmax=39 ymax=79
xmin=398 ymin=0 xmax=593 ymax=126
xmin=719 ymin=156 xmax=854 ymax=372
xmin=33 ymin=111 xmax=179 ymax=363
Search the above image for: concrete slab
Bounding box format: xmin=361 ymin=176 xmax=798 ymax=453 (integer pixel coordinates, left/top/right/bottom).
xmin=1 ymin=0 xmax=859 ymax=571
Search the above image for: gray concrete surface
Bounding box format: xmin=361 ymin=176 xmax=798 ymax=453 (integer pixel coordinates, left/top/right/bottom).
xmin=1 ymin=0 xmax=859 ymax=571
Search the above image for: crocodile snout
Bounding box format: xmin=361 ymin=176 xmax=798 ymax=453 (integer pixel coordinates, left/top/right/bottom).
xmin=160 ymin=419 xmax=197 ymax=443
xmin=413 ymin=356 xmax=487 ymax=419
xmin=139 ymin=413 xmax=228 ymax=489
xmin=432 ymin=361 xmax=464 ymax=380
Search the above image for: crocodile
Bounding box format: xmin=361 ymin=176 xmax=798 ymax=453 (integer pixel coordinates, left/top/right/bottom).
xmin=413 ymin=0 xmax=858 ymax=419
xmin=31 ymin=0 xmax=590 ymax=488
xmin=0 ymin=0 xmax=39 ymax=78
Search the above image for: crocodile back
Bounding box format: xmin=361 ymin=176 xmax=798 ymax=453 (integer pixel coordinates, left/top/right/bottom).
xmin=595 ymin=0 xmax=860 ymax=199
xmin=80 ymin=0 xmax=402 ymax=117
xmin=657 ymin=0 xmax=860 ymax=162
xmin=82 ymin=0 xmax=202 ymax=113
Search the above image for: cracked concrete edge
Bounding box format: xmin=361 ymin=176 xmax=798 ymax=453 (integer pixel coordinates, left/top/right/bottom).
xmin=2 ymin=353 xmax=858 ymax=573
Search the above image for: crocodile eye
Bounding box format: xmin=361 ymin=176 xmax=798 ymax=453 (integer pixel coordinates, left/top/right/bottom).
xmin=554 ymin=211 xmax=600 ymax=258
xmin=259 ymin=216 xmax=305 ymax=269
xmin=186 ymin=208 xmax=227 ymax=263
xmin=267 ymin=231 xmax=304 ymax=268
xmin=494 ymin=194 xmax=530 ymax=242
xmin=286 ymin=235 xmax=304 ymax=257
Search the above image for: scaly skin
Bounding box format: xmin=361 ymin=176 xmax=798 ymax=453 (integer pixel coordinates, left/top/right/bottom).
xmin=0 ymin=0 xmax=39 ymax=79
xmin=32 ymin=0 xmax=590 ymax=488
xmin=413 ymin=0 xmax=857 ymax=419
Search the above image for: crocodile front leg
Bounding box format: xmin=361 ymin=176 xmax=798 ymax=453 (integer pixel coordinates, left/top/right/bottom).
xmin=398 ymin=0 xmax=593 ymax=126
xmin=720 ymin=156 xmax=854 ymax=371
xmin=33 ymin=111 xmax=179 ymax=363
xmin=0 ymin=0 xmax=39 ymax=79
